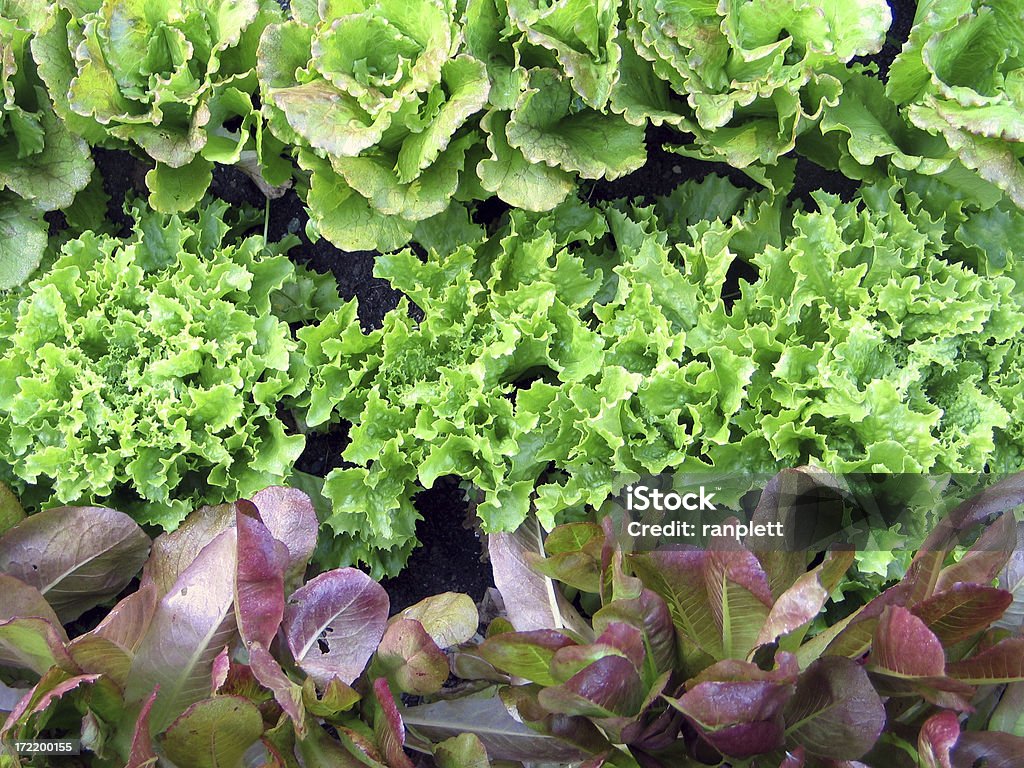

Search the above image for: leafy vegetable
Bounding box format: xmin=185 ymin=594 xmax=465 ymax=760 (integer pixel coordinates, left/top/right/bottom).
xmin=0 ymin=0 xmax=92 ymax=288
xmin=258 ymin=0 xmax=645 ymax=252
xmin=0 ymin=200 xmax=340 ymax=529
xmin=32 ymin=0 xmax=288 ymax=213
xmin=887 ymin=0 xmax=1024 ymax=208
xmin=302 ymin=175 xmax=1024 ymax=574
xmin=614 ymin=0 xmax=891 ymax=183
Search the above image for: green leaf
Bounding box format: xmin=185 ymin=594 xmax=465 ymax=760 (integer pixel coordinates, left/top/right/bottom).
xmin=147 ymin=158 xmax=215 ymax=214
xmin=160 ymin=696 xmax=264 ymax=768
xmin=0 ymin=193 xmax=46 ymax=290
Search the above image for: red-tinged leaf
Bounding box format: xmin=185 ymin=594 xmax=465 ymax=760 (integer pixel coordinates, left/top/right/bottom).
xmin=919 ymin=710 xmax=960 ymax=768
xmin=124 ymin=528 xmax=239 ymax=732
xmin=952 ymin=731 xmax=1024 ymax=768
xmin=704 ymin=542 xmax=773 ymax=659
xmin=530 ymin=522 xmax=604 ymax=593
xmin=550 ymin=643 xmax=631 ymax=685
xmin=393 ymin=592 xmax=479 ymax=649
xmin=376 ymin=618 xmax=449 ymax=696
xmin=783 ymin=657 xmax=885 ymax=760
xmin=249 ymin=642 xmax=305 ymax=736
xmin=250 ymin=487 xmax=318 ymax=587
xmin=593 ymin=590 xmax=676 ymax=678
xmin=630 ymin=549 xmax=723 ymax=659
xmin=479 ymin=630 xmax=577 ymax=686
xmin=211 ymin=647 xmax=231 ymax=694
xmin=125 ymin=688 xmax=159 ymax=768
xmin=757 ymin=568 xmax=829 ymax=648
xmin=235 ymin=506 xmax=286 ymax=648
xmin=996 ymin=521 xmax=1024 ymax=632
xmin=284 ymin=568 xmax=388 ymax=687
xmin=490 ymin=519 xmax=592 ymax=637
xmin=593 ymin=622 xmax=645 ymax=671
xmin=911 ymin=583 xmax=1012 ymax=645
xmin=946 ymin=637 xmax=1024 ymax=684
xmin=67 ymin=635 xmax=132 ymax=686
xmin=434 ymin=733 xmax=491 ymax=768
xmin=537 ymin=654 xmax=645 ymax=718
xmin=0 ymin=506 xmax=150 ymax=623
xmin=688 ymin=653 xmax=800 ymax=687
xmin=0 ymin=669 xmax=98 ymax=738
xmin=935 ymin=512 xmax=1018 ymax=594
xmin=0 ymin=616 xmax=74 ymax=676
xmin=869 ymin=606 xmax=947 ymax=678
xmin=160 ymin=695 xmax=263 ymax=768
xmin=89 ymin=582 xmax=158 ymax=652
xmin=0 ymin=574 xmax=64 ymax=628
xmin=669 ymin=679 xmax=793 ymax=758
xmin=779 ymin=746 xmax=805 ymax=767
xmin=141 ymin=501 xmax=241 ymax=595
xmin=373 ymin=678 xmax=415 ymax=768
xmin=909 ymin=474 xmax=1024 ymax=606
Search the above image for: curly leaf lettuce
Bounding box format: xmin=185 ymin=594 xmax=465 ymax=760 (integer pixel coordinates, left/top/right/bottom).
xmin=32 ymin=0 xmax=286 ymax=214
xmin=302 ymin=178 xmax=1024 ymax=575
xmin=0 ymin=201 xmax=341 ymax=529
xmin=614 ymin=0 xmax=891 ymax=181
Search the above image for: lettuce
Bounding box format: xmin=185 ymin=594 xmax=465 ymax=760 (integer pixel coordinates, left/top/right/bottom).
xmin=301 ymin=176 xmax=1024 ymax=575
xmin=31 ymin=0 xmax=288 ymax=214
xmin=0 ymin=201 xmax=341 ymax=529
xmin=613 ymin=0 xmax=892 ymax=183
xmin=0 ymin=0 xmax=92 ymax=289
xmin=258 ymin=0 xmax=645 ymax=252
xmin=887 ymin=0 xmax=1024 ymax=208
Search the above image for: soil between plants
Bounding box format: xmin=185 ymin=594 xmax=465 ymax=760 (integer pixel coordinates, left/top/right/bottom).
xmin=84 ymin=0 xmax=916 ymax=611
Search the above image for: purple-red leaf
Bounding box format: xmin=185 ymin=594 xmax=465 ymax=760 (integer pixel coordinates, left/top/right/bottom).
xmin=946 ymin=637 xmax=1024 ymax=684
xmin=952 ymin=731 xmax=1024 ymax=768
xmin=372 ymin=678 xmax=415 ymax=768
xmin=537 ymin=654 xmax=645 ymax=718
xmin=593 ymin=590 xmax=676 ymax=676
xmin=248 ymin=641 xmax=305 ymax=736
xmin=250 ymin=486 xmax=318 ymax=587
xmin=124 ymin=529 xmax=239 ymax=732
xmin=89 ymin=582 xmax=158 ymax=653
xmin=869 ymin=606 xmax=947 ymax=678
xmin=911 ymin=583 xmax=1012 ymax=645
xmin=783 ymin=656 xmax=885 ymax=760
xmin=670 ymin=679 xmax=793 ymax=758
xmin=141 ymin=501 xmax=241 ymax=596
xmin=125 ymin=688 xmax=159 ymax=768
xmin=0 ymin=506 xmax=150 ymax=623
xmin=919 ymin=710 xmax=959 ymax=768
xmin=376 ymin=618 xmax=449 ymax=696
xmin=235 ymin=506 xmax=286 ymax=648
xmin=284 ymin=568 xmax=388 ymax=687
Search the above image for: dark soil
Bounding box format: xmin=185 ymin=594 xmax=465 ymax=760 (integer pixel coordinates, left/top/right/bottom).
xmin=82 ymin=0 xmax=917 ymax=612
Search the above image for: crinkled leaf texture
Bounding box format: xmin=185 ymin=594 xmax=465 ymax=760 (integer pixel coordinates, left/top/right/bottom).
xmin=303 ymin=176 xmax=1024 ymax=575
xmin=32 ymin=0 xmax=281 ymax=211
xmin=0 ymin=200 xmax=341 ymax=529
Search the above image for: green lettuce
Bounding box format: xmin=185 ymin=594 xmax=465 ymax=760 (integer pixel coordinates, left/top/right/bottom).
xmin=885 ymin=0 xmax=1024 ymax=208
xmin=258 ymin=0 xmax=645 ymax=252
xmin=301 ymin=176 xmax=1024 ymax=575
xmin=0 ymin=200 xmax=341 ymax=529
xmin=0 ymin=0 xmax=92 ymax=289
xmin=32 ymin=0 xmax=288 ymax=214
xmin=613 ymin=0 xmax=891 ymax=185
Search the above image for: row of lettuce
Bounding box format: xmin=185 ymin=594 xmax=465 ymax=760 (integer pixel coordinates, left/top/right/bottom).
xmin=2 ymin=0 xmax=1023 ymax=282
xmin=1 ymin=471 xmax=1023 ymax=766
xmin=1 ymin=174 xmax=1022 ymax=576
